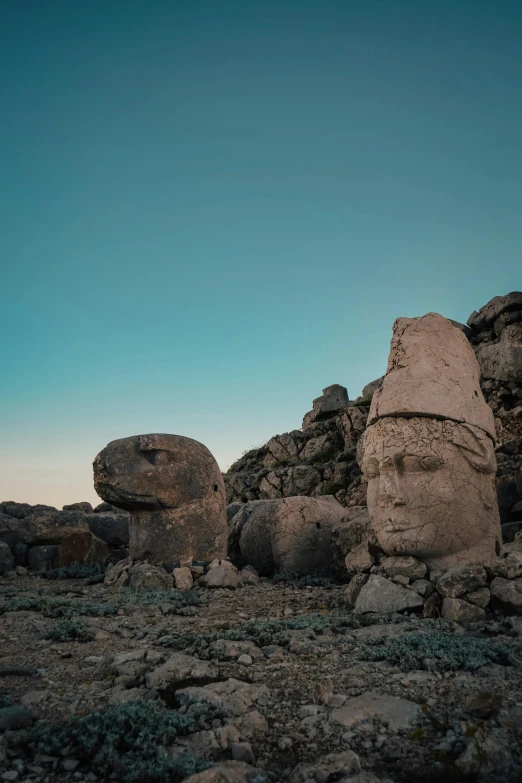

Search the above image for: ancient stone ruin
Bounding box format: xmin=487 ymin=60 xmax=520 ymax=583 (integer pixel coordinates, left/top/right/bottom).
xmin=362 ymin=313 xmax=502 ymax=569
xmin=93 ymin=433 xmax=227 ymax=564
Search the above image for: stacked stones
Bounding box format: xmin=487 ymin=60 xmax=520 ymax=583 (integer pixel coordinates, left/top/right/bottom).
xmin=344 ymin=548 xmax=522 ymax=625
xmin=0 ymin=500 xmax=129 ymax=574
xmin=467 ymin=292 xmax=522 ymax=538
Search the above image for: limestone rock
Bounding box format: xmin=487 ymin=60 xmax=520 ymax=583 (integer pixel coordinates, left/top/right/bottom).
xmin=17 ymin=510 xmax=90 ymax=545
xmin=362 ymin=417 xmax=501 ymax=569
xmin=465 ymin=587 xmax=490 ymax=608
xmin=93 ymin=433 xmax=227 ymax=564
xmin=176 ymin=678 xmax=270 ymax=717
xmin=233 ymin=495 xmax=349 ymax=576
xmin=344 ymin=573 xmax=369 ymax=608
xmin=128 ymin=562 xmax=172 ymax=590
xmin=354 ymin=574 xmax=424 ymax=614
xmin=368 ymin=313 xmax=496 ymax=438
xmin=489 ymin=577 xmax=522 ymax=614
xmin=332 ymin=691 xmax=420 ymax=731
xmin=27 ymin=545 xmax=58 ymax=572
xmin=104 ymin=556 xmax=132 ymax=588
xmin=381 ymin=556 xmax=426 ymax=581
xmin=184 ymin=761 xmax=265 ymax=783
xmin=144 ymin=652 xmax=217 ymax=690
xmin=86 ymin=512 xmax=130 ymax=547
xmin=173 ymin=566 xmax=193 ymax=590
xmin=467 ymin=291 xmax=522 ymax=330
xmin=436 ymin=565 xmax=487 ymax=598
xmin=62 ymin=502 xmax=93 ymax=512
xmin=54 ymin=531 xmax=109 ymax=568
xmin=441 ymin=597 xmax=486 ymax=627
xmin=200 ymin=562 xmax=241 ymax=589
xmin=288 ymin=750 xmax=361 ymax=783
xmin=476 ymin=328 xmax=522 ymax=382
xmin=344 ymin=542 xmax=374 ymax=578
xmin=302 ymin=384 xmax=349 ymax=429
xmin=0 ymin=542 xmax=14 ymax=575
xmin=331 ymin=506 xmax=377 ymax=580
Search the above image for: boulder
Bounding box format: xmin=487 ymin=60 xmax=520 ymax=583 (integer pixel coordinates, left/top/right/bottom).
xmin=436 ymin=565 xmax=487 ymax=598
xmin=128 ymin=562 xmax=173 ymax=590
xmin=200 ymin=562 xmax=241 ymax=589
xmin=86 ymin=512 xmax=130 ymax=547
xmin=0 ymin=541 xmax=14 ymax=575
xmin=330 ymin=506 xmax=377 ymax=580
xmin=27 ymin=545 xmax=59 ymax=572
xmin=54 ymin=531 xmax=109 ymax=568
xmin=173 ymin=566 xmax=193 ymax=590
xmin=184 ymin=761 xmax=265 ymax=783
xmin=489 ymin=577 xmax=522 ymax=614
xmin=467 ymin=291 xmax=522 ymax=330
xmin=232 ymin=495 xmax=349 ymax=576
xmin=288 ymin=751 xmax=361 ymax=783
xmin=381 ymin=556 xmax=426 ymax=581
xmin=62 ymin=502 xmax=93 ymax=512
xmin=354 ymin=574 xmax=424 ymax=614
xmin=302 ymin=384 xmax=349 ymax=429
xmin=17 ymin=510 xmax=90 ymax=545
xmin=441 ymin=597 xmax=486 ymax=627
xmin=145 ymin=652 xmax=218 ymax=690
xmin=331 ymin=691 xmax=420 ymax=732
xmin=476 ymin=329 xmax=522 ymax=382
xmin=93 ymin=433 xmax=227 ymax=564
xmin=344 ymin=542 xmax=375 ymax=578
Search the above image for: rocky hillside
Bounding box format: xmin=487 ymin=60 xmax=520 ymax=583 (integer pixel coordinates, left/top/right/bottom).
xmin=223 ymin=293 xmax=522 ymax=537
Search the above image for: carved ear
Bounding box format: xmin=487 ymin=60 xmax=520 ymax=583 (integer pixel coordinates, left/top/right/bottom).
xmin=449 ymin=422 xmax=496 ymax=474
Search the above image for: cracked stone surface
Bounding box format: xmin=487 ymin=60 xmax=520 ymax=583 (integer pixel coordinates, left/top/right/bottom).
xmin=93 ymin=434 xmax=227 ymax=564
xmin=362 ymin=416 xmax=501 ymax=568
xmin=229 ymin=496 xmax=350 ymax=575
xmin=368 ymin=313 xmax=496 ymax=439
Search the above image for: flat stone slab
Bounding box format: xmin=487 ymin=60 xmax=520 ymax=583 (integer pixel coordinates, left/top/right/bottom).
xmin=354 ymin=575 xmax=424 ymax=614
xmin=331 ymin=691 xmax=420 ymax=732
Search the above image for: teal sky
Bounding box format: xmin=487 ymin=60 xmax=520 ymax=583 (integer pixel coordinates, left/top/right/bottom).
xmin=1 ymin=0 xmax=521 ymax=507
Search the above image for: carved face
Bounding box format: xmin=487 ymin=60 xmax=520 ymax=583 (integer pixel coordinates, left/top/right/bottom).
xmin=362 ymin=417 xmax=501 ymax=568
xmin=93 ymin=433 xmax=223 ymax=510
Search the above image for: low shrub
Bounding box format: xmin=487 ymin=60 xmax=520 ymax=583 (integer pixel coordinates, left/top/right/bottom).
xmin=24 ymin=700 xmax=213 ymax=782
xmin=47 ymin=619 xmax=96 ymax=642
xmin=273 ymin=568 xmax=333 ymax=587
xmin=44 ymin=563 xmax=105 ymax=580
xmin=361 ymin=632 xmax=521 ymax=672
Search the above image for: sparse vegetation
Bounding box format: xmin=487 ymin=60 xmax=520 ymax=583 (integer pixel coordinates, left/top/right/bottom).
xmin=47 ymin=618 xmax=96 ymax=642
xmin=273 ymin=567 xmax=333 ymax=587
xmin=23 ymin=700 xmax=216 ymax=782
xmin=361 ymin=632 xmax=521 ymax=672
xmin=44 ymin=563 xmax=105 ymax=580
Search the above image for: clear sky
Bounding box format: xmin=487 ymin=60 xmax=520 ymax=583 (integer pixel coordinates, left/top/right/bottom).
xmin=1 ymin=0 xmax=521 ymax=508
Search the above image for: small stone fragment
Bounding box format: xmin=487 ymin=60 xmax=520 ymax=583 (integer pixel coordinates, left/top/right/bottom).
xmin=173 ymin=566 xmax=193 ymax=590
xmin=381 ymin=556 xmax=426 ymax=581
xmin=441 ymin=597 xmax=486 ymax=627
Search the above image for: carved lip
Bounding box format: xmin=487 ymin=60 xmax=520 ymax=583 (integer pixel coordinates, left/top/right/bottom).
xmin=383 ymin=518 xmax=421 ymax=534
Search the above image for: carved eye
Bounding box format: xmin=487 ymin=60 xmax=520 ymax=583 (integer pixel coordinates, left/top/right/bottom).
xmin=144 ymin=450 xmax=171 ymax=466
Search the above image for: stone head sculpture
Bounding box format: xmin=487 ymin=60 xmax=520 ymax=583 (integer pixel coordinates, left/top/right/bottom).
xmin=93 ymin=434 xmax=227 ymax=564
xmin=361 ymin=314 xmax=501 ymax=569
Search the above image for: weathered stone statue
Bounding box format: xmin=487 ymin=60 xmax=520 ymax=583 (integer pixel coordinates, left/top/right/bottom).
xmin=93 ymin=434 xmax=227 ymax=564
xmin=361 ymin=314 xmax=502 ymax=569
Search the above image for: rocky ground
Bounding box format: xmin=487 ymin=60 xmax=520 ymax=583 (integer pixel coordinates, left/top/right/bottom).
xmin=1 ymin=567 xmax=521 ymax=783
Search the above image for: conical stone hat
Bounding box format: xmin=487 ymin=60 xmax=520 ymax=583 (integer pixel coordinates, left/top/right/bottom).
xmin=368 ymin=313 xmax=496 ymax=441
